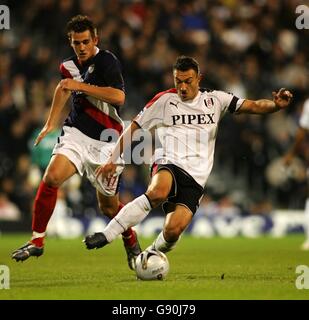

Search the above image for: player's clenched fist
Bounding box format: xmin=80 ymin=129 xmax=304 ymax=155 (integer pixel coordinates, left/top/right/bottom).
xmin=272 ymin=88 xmax=293 ymax=109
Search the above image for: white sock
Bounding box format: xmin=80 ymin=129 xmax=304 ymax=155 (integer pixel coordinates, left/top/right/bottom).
xmin=103 ymin=194 xmax=152 ymax=243
xmin=31 ymin=231 xmax=46 ymax=239
xmin=304 ymin=198 xmax=309 ymax=242
xmin=147 ymin=231 xmax=178 ymax=253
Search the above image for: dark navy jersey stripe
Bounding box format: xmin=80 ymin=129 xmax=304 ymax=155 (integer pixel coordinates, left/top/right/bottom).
xmin=63 ymin=112 xmax=115 ymax=141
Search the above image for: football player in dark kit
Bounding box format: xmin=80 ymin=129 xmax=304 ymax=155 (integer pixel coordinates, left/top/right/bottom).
xmin=12 ymin=15 xmax=141 ymax=270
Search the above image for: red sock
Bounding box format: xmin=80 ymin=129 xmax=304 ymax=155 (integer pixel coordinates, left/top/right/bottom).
xmin=117 ymin=203 xmax=137 ymax=247
xmin=31 ymin=237 xmax=44 ymax=248
xmin=31 ymin=181 xmax=58 ymax=238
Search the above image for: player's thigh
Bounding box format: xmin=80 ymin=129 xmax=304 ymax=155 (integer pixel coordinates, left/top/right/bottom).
xmin=163 ymin=204 xmax=193 ymax=236
xmin=96 ymin=190 xmax=119 ymax=217
xmin=146 ymin=169 xmax=174 ymax=203
xmin=43 ymin=154 xmax=77 ymax=187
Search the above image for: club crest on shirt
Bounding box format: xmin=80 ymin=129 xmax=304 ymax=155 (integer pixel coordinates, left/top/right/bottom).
xmin=88 ymin=64 xmax=95 ymax=73
xmin=204 ymin=98 xmax=214 ymax=108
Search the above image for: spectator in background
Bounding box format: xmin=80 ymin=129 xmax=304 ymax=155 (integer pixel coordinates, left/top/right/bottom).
xmin=30 ymin=120 xmax=61 ymax=174
xmin=0 ymin=0 xmax=308 ymax=238
xmin=119 ymin=165 xmax=146 ymax=200
xmin=0 ymin=193 xmax=21 ymax=222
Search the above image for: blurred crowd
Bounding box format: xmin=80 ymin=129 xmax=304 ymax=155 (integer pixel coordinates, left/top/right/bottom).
xmin=0 ymin=0 xmax=309 ymax=226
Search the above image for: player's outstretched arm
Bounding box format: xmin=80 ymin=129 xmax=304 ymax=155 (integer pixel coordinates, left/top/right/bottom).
xmin=59 ymin=79 xmax=125 ymax=106
xmin=95 ymin=121 xmax=140 ymax=179
xmin=34 ymin=84 xmax=71 ymax=146
xmin=238 ymin=88 xmax=293 ymax=114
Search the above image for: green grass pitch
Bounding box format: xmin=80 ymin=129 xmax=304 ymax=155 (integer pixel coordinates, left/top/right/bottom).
xmin=0 ymin=233 xmax=308 ymax=300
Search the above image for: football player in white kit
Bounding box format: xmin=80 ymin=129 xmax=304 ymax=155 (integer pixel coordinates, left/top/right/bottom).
xmin=284 ymin=97 xmax=309 ymax=250
xmin=84 ymin=56 xmax=293 ymax=255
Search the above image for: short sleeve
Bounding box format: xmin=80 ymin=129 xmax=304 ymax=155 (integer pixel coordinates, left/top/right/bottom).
xmin=100 ymin=51 xmax=125 ymax=92
xmin=59 ymin=63 xmax=72 ymax=79
xmin=134 ymin=94 xmax=166 ymax=130
xmin=213 ymin=90 xmax=245 ymax=114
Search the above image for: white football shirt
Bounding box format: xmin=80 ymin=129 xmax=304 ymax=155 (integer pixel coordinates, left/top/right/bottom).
xmin=300 ymin=98 xmax=309 ymax=130
xmin=134 ymin=88 xmax=245 ymax=187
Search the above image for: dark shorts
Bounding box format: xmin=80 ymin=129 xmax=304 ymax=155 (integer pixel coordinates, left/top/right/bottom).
xmin=151 ymin=163 xmax=204 ymax=215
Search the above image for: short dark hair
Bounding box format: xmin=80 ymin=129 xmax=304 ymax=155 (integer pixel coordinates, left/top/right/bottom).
xmin=66 ymin=15 xmax=97 ymax=41
xmin=173 ymin=56 xmax=200 ymax=74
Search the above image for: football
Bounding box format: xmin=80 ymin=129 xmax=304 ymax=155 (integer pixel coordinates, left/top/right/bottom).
xmin=135 ymin=249 xmax=169 ymax=280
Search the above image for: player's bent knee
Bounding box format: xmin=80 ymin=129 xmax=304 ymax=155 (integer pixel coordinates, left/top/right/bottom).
xmin=146 ymin=188 xmax=168 ymax=208
xmin=43 ymin=171 xmax=63 ymax=188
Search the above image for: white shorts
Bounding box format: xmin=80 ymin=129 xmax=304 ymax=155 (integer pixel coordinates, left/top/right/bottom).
xmin=52 ymin=126 xmax=124 ymax=196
